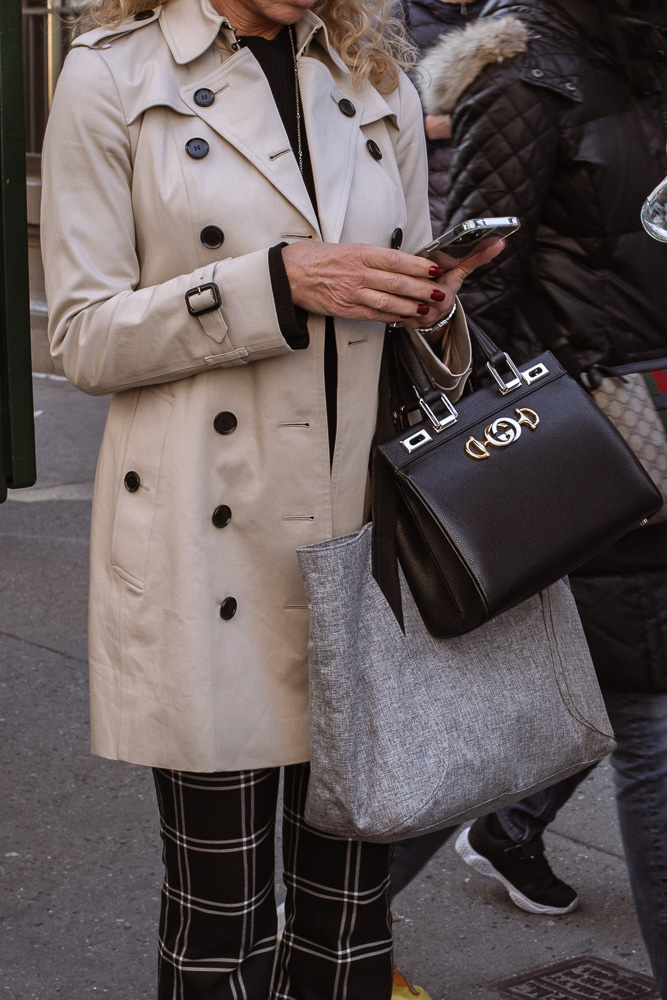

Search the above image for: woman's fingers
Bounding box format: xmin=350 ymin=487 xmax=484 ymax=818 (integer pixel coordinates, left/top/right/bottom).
xmin=281 ymin=239 xmax=506 ymax=323
xmin=431 ymin=237 xmax=506 ymax=284
xmin=456 ymin=236 xmax=507 ymax=274
xmin=282 ymin=241 xmax=437 ymax=318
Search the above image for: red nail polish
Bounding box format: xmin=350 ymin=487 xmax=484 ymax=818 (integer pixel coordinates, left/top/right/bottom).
xmin=430 ymin=289 xmax=446 ymax=301
xmin=428 ymin=265 xmax=445 ymax=277
xmin=417 ymin=303 xmax=430 ymax=315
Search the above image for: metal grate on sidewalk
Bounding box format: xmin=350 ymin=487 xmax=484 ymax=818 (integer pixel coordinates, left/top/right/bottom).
xmin=491 ymin=956 xmax=660 ymax=999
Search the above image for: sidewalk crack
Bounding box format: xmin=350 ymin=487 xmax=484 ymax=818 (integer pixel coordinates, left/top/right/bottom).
xmin=549 ymin=828 xmax=624 ymax=861
xmin=0 ymin=629 xmax=87 ymax=665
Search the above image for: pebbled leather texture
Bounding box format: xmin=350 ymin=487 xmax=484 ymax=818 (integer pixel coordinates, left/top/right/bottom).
xmin=375 ymin=339 xmax=664 ymax=638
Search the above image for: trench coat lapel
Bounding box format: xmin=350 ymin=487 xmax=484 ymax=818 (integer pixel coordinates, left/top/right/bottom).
xmin=164 ymin=0 xmax=398 ymax=241
xmin=297 ymin=60 xmax=360 ymax=245
xmin=297 ymin=19 xmax=399 ymax=244
xmin=179 ymin=51 xmax=320 ymax=234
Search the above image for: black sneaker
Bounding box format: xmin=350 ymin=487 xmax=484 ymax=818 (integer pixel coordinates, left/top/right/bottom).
xmin=455 ymin=816 xmax=578 ymax=915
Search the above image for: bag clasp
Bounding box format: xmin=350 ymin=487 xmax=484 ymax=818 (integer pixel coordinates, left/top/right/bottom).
xmin=416 ymin=391 xmax=458 ymax=433
xmin=487 ymin=353 xmax=524 ymax=394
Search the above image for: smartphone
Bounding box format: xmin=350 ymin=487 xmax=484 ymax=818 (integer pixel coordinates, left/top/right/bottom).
xmin=415 ymin=217 xmax=520 ymax=267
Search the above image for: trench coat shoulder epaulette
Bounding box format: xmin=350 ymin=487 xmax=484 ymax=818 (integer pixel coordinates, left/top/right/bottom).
xmin=71 ymin=5 xmax=161 ymax=51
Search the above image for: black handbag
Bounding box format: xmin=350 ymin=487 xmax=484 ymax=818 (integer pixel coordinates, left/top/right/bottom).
xmin=371 ymin=320 xmax=664 ymax=638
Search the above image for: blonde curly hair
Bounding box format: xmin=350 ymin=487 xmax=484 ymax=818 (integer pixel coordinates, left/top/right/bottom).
xmin=83 ymin=0 xmax=415 ymax=92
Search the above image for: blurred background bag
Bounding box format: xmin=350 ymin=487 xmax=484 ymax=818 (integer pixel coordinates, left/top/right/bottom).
xmin=589 ymin=360 xmax=667 ymax=525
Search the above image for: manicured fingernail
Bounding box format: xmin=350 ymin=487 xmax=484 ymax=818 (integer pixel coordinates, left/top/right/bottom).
xmin=428 ymin=265 xmax=445 ymax=277
xmin=417 ymin=303 xmax=430 ymax=315
xmin=430 ymin=289 xmax=446 ymax=301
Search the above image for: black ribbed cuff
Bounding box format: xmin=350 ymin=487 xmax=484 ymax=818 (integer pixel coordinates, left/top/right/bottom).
xmin=268 ymin=243 xmax=309 ymax=350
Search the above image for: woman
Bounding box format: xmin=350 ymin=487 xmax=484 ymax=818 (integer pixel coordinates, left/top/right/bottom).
xmin=40 ymin=0 xmax=504 ymax=996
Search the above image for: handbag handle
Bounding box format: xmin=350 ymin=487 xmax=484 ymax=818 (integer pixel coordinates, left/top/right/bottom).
xmin=371 ymin=317 xmax=535 ymax=630
xmin=383 ymin=318 xmax=527 ymax=441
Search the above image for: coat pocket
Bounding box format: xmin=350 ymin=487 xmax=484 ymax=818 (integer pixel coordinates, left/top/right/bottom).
xmin=111 ymin=387 xmax=174 ymax=590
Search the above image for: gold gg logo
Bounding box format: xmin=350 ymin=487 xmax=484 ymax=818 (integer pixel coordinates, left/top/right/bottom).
xmin=465 ymin=408 xmax=540 ymax=460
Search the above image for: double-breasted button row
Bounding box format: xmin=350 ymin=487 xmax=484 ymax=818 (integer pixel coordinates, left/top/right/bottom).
xmin=366 ymin=139 xmax=382 ymax=161
xmin=212 ymin=504 xmax=232 ymax=528
xmin=220 ymin=596 xmax=238 ymax=620
xmin=213 ymin=413 xmax=237 ymax=618
xmin=194 ymin=88 xmax=215 ymax=108
xmin=200 ymin=225 xmax=224 ymax=249
xmin=185 ymin=137 xmax=210 ymax=159
xmin=391 ymin=227 xmax=403 ymax=250
xmin=124 ymin=470 xmax=140 ymax=492
xmin=214 ymin=411 xmax=237 ymax=434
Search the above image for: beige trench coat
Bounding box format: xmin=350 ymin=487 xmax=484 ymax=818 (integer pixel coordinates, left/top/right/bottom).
xmin=41 ymin=0 xmax=471 ymax=771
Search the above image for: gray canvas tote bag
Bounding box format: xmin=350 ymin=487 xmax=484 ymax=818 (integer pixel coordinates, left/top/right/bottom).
xmin=297 ymin=523 xmax=615 ymax=843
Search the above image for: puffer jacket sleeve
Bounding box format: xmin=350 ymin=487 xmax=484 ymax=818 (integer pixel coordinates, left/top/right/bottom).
xmin=445 ymin=62 xmax=561 ymax=355
xmin=41 ymin=47 xmax=296 ymax=396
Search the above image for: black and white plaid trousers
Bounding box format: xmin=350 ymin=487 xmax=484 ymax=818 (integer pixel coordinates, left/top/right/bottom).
xmin=153 ymin=763 xmax=394 ymax=1000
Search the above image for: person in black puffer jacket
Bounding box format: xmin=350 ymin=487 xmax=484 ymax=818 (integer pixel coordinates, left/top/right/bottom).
xmin=398 ymin=0 xmax=486 ymax=232
xmin=412 ymin=1 xmax=667 ymax=994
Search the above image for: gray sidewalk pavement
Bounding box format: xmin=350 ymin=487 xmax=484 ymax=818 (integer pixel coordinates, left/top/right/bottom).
xmin=0 ymin=376 xmax=659 ymax=999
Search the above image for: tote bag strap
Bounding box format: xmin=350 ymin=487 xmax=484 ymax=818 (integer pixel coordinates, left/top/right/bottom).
xmin=371 ymin=329 xmax=405 ymax=630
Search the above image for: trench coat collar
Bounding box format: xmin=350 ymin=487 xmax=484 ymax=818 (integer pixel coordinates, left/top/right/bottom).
xmin=160 ymin=0 xmax=350 ymax=75
xmin=166 ymin=0 xmax=397 ymax=240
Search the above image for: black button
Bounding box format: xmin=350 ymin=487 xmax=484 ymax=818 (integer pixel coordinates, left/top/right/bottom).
xmin=390 ymin=227 xmax=403 ymax=250
xmin=212 ymin=504 xmax=232 ymax=528
xmin=366 ymin=139 xmax=382 ymax=161
xmin=185 ymin=138 xmax=210 ymax=159
xmin=194 ymin=88 xmax=215 ymax=108
xmin=338 ymin=98 xmax=356 ymax=118
xmin=200 ymin=225 xmax=224 ymax=249
xmin=214 ymin=411 xmax=237 ymax=435
xmin=220 ymin=597 xmax=238 ymax=620
xmin=124 ymin=471 xmax=140 ymax=492
xmin=134 ymin=9 xmax=154 ymax=19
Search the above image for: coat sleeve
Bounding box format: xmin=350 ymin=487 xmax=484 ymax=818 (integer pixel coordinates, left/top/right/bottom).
xmin=392 ymin=72 xmax=471 ymax=401
xmin=41 ymin=47 xmax=296 ymax=396
xmin=445 ymin=64 xmax=561 ymax=355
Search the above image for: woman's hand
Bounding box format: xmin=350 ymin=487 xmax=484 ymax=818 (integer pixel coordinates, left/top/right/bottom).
xmin=281 ymin=238 xmax=505 ymax=333
xmin=424 ymin=114 xmax=452 ymax=141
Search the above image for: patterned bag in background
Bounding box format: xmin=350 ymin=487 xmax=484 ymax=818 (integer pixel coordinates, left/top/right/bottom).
xmin=592 ymin=362 xmax=667 ymax=525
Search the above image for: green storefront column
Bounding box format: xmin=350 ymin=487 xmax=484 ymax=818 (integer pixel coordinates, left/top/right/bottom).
xmin=0 ymin=0 xmax=36 ymax=503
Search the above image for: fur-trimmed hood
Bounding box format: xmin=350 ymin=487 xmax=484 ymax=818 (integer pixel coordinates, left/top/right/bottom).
xmin=418 ymin=15 xmax=528 ymax=115
xmin=417 ymin=0 xmax=667 ymax=117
